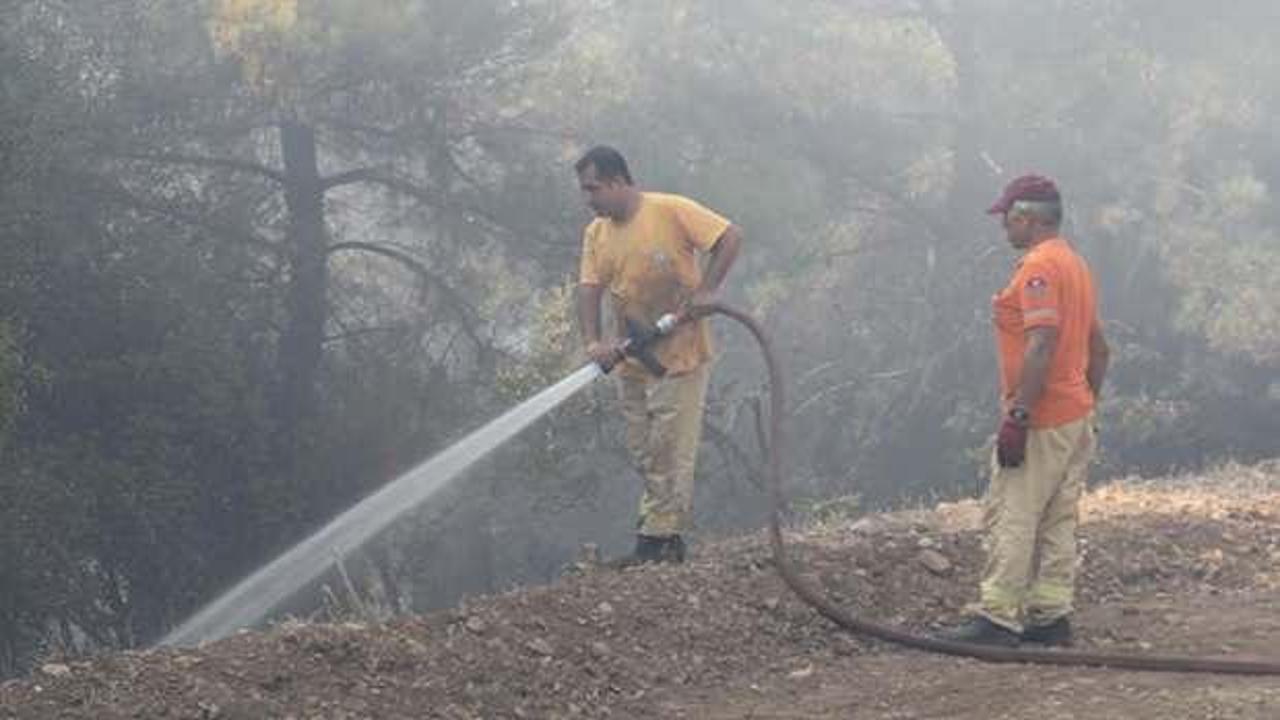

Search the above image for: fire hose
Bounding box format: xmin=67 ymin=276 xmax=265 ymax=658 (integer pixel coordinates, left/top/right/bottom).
xmin=619 ymin=303 xmax=1280 ymax=676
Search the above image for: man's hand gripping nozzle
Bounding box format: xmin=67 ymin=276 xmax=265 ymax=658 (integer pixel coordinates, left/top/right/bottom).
xmin=597 ymin=313 xmax=679 ymax=377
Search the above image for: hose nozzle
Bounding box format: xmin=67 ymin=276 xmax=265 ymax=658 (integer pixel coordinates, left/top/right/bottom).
xmin=654 ymin=313 xmax=678 ymax=335
xmin=601 ymin=313 xmax=680 ymax=376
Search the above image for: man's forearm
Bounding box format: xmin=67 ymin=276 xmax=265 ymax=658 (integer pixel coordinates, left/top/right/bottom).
xmin=1087 ymin=358 xmax=1108 ymax=398
xmin=578 ymin=284 xmax=604 ymax=344
xmin=699 ymin=225 xmax=742 ymax=293
xmin=1087 ymin=325 xmax=1110 ymax=400
xmin=1012 ymin=328 xmax=1058 ymax=413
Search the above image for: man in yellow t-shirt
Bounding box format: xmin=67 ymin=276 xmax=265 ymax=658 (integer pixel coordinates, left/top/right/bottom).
xmin=575 ymin=145 xmax=743 ymax=565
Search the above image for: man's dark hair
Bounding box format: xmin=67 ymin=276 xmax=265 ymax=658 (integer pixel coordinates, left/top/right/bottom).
xmin=575 ymin=145 xmax=633 ymax=185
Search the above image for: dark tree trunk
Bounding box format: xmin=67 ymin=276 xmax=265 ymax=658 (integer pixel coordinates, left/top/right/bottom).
xmin=277 ymin=121 xmax=328 ymax=450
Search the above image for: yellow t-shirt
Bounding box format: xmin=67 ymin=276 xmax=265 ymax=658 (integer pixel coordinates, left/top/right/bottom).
xmin=579 ymin=192 xmax=731 ymax=377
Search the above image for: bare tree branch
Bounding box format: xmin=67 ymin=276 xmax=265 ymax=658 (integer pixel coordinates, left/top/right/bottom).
xmin=111 ymin=152 xmax=286 ymax=183
xmin=319 ymin=168 xmax=528 ymax=245
xmin=322 ymin=325 xmax=410 ymax=346
xmin=69 ymin=173 xmax=281 ymax=254
xmin=325 ymin=240 xmax=488 ymax=352
xmin=320 ymin=168 xmax=454 ymax=207
xmin=702 ymin=420 xmax=766 ymax=492
xmin=447 ymin=120 xmax=581 ymax=142
xmin=320 ymin=167 xmax=387 ymax=191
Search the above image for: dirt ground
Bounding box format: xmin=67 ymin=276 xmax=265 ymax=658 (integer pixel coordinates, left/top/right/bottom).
xmin=4 ymin=462 xmax=1280 ymax=719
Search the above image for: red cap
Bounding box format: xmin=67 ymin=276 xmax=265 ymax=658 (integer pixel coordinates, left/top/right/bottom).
xmin=986 ymin=174 xmax=1060 ymax=215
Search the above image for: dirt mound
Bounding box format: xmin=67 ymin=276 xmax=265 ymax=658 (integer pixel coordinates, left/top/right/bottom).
xmin=4 ymin=462 xmax=1280 ymax=719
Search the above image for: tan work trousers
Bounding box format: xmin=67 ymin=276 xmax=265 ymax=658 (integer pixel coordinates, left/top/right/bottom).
xmin=617 ymin=363 xmax=711 ymax=537
xmin=979 ymin=414 xmax=1096 ymax=632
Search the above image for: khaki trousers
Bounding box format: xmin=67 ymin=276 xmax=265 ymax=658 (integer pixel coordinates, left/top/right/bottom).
xmin=617 ymin=363 xmax=711 ymax=537
xmin=979 ymin=415 xmax=1096 ymax=632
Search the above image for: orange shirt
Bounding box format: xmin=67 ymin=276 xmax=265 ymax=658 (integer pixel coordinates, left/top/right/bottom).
xmin=992 ymin=236 xmax=1099 ymax=428
xmin=579 ymin=192 xmax=731 ymax=377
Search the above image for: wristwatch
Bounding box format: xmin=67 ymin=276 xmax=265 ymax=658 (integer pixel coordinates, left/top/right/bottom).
xmin=1008 ymin=406 xmax=1031 ymax=426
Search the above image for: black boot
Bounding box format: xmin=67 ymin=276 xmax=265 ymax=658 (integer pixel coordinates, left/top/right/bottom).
xmin=939 ymin=616 xmax=1020 ymax=647
xmin=1022 ymin=617 xmax=1073 ymax=647
xmin=656 ymin=535 xmax=686 ymax=564
xmin=609 ymin=534 xmax=685 ymax=568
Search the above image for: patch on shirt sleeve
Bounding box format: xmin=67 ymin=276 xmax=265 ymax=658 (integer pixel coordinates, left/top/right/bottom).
xmin=1024 ymin=275 xmax=1049 ymax=298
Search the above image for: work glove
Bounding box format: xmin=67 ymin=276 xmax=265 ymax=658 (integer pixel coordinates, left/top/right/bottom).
xmin=996 ymin=408 xmax=1030 ymax=468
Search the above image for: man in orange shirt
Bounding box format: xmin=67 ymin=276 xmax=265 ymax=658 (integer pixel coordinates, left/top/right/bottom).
xmin=946 ymin=175 xmax=1110 ymax=646
xmin=575 ymin=146 xmax=743 ymax=565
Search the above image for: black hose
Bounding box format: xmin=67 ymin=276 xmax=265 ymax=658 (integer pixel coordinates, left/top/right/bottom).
xmin=704 ymin=302 xmax=1280 ymax=676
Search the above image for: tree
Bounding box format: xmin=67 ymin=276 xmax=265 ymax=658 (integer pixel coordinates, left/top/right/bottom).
xmin=0 ymin=0 xmax=570 ymax=666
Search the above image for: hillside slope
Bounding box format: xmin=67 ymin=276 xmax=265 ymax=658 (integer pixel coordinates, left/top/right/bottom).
xmin=4 ymin=462 xmax=1280 ymax=719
